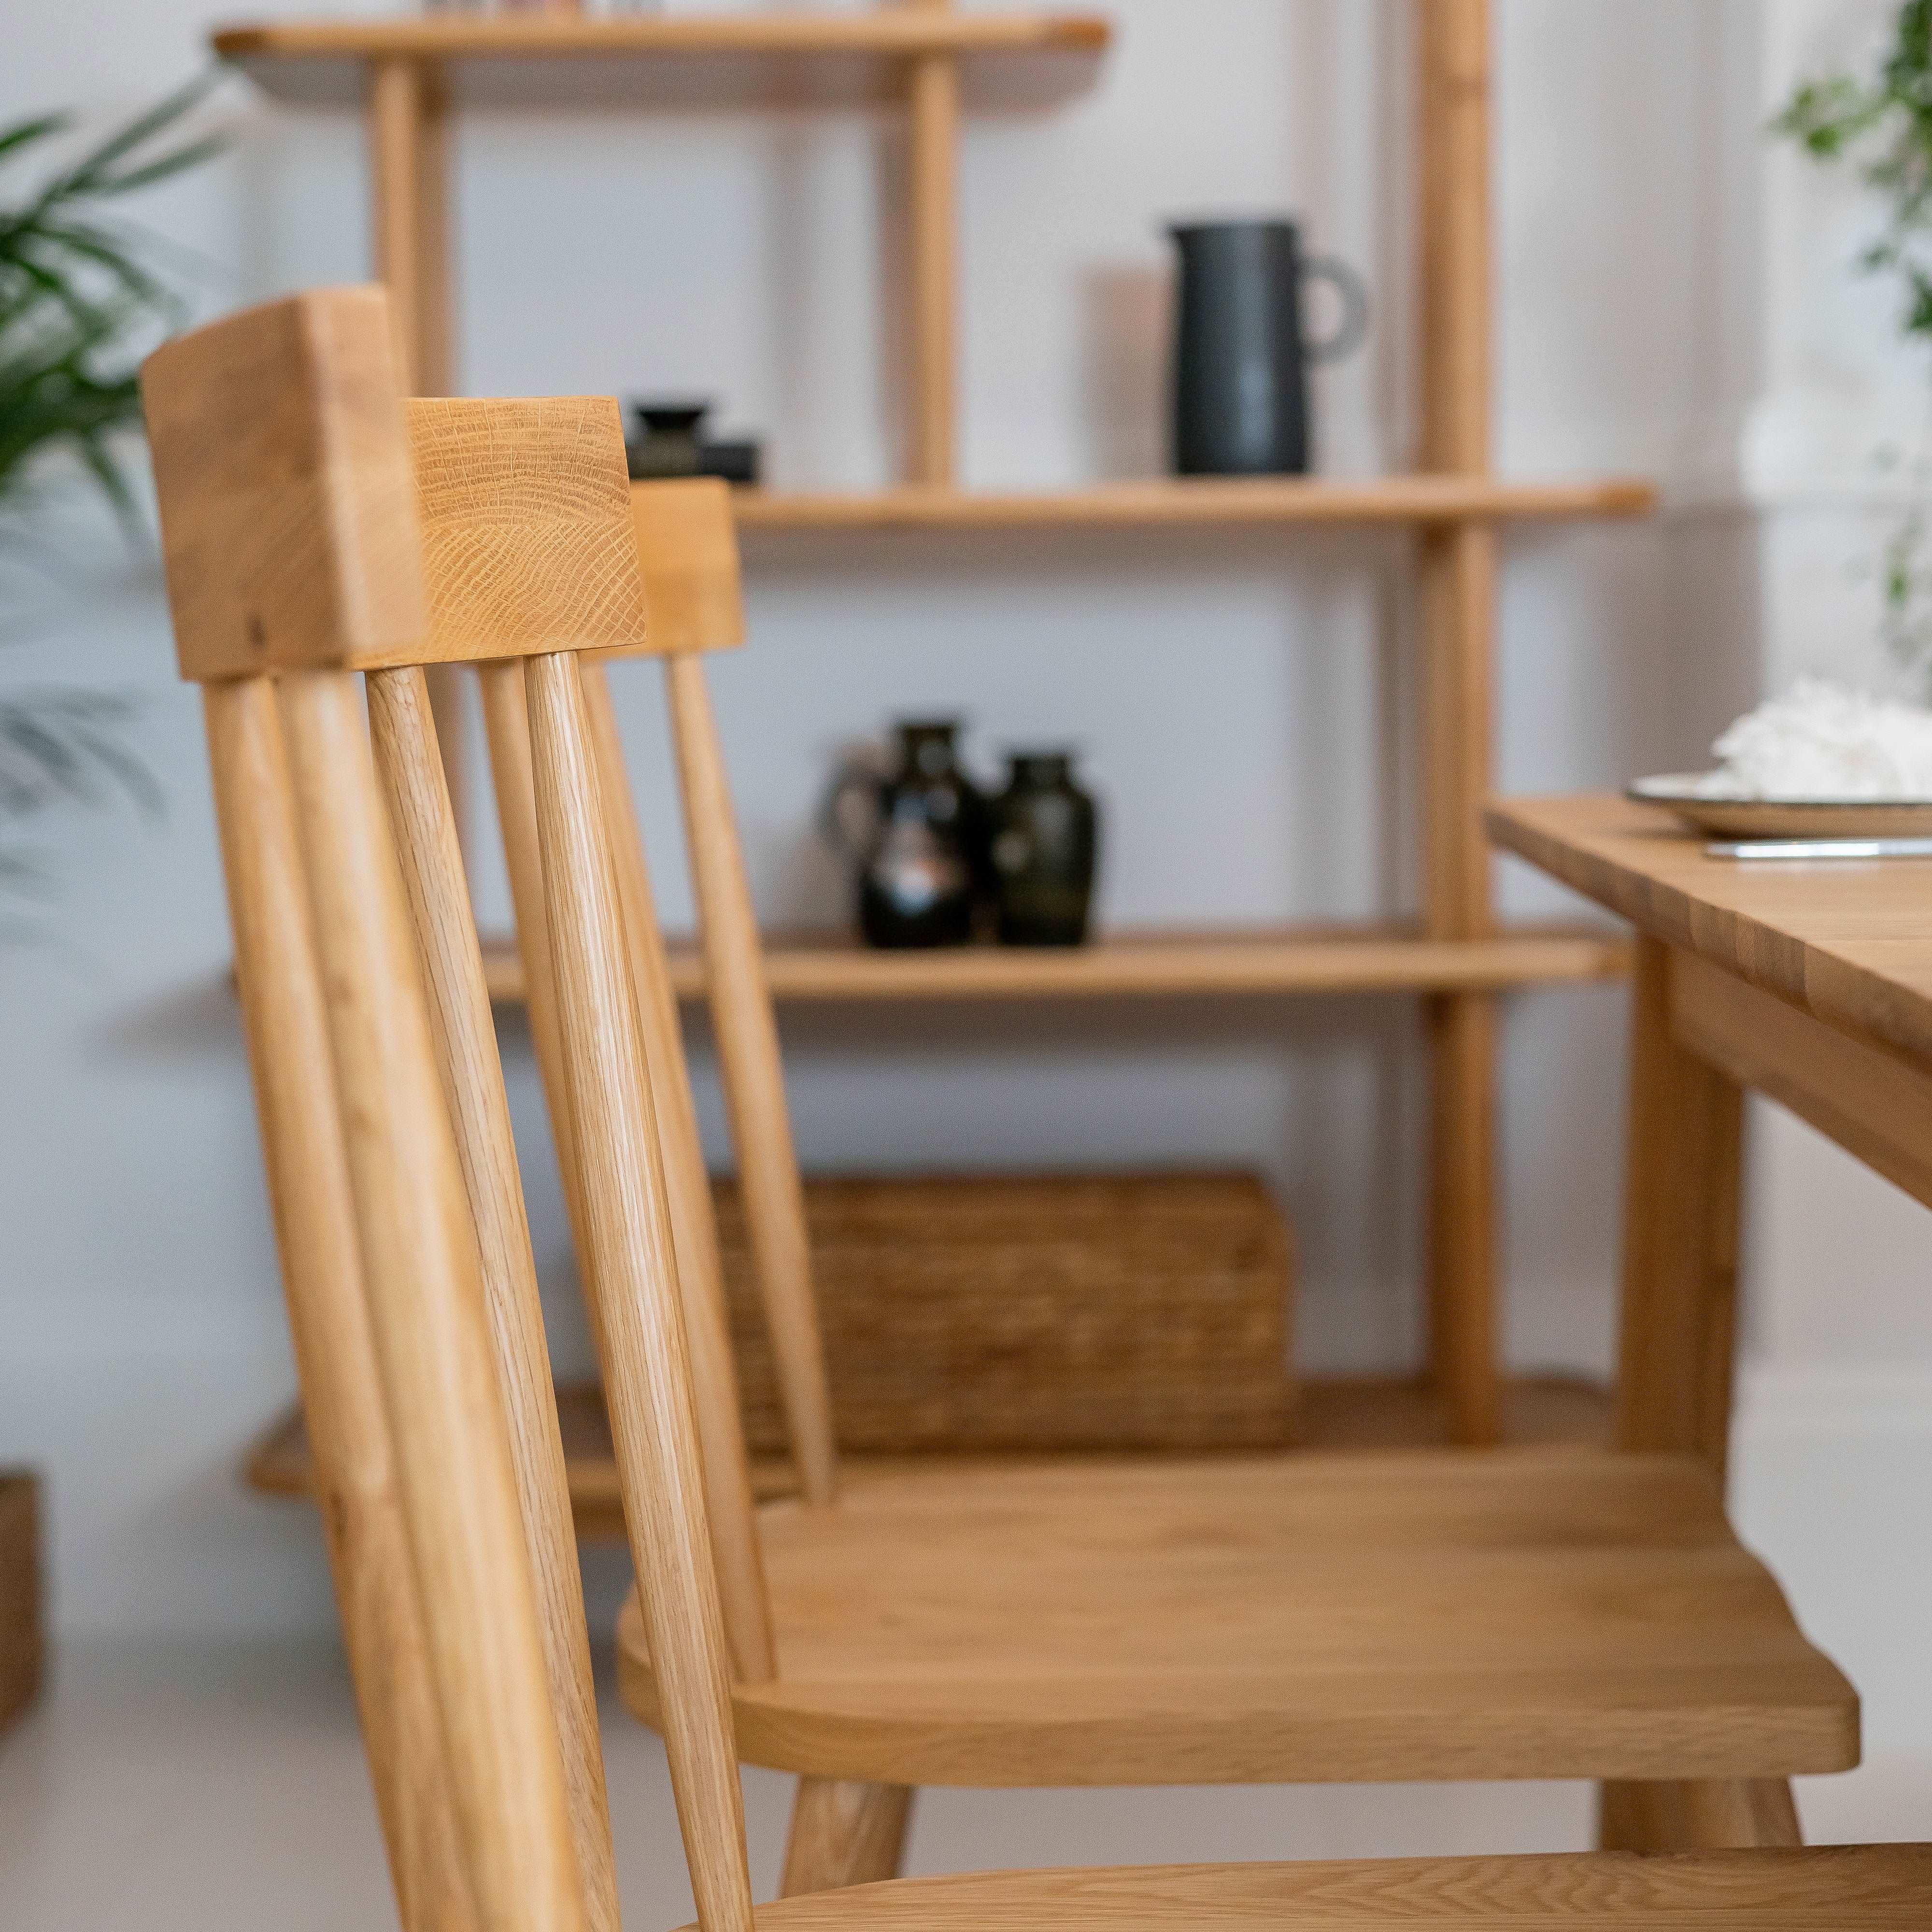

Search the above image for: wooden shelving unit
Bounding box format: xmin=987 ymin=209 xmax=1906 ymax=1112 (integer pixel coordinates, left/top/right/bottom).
xmin=215 ymin=1 xmax=1653 ymax=1449
xmin=245 ymin=1374 xmax=1615 ymax=1540
xmin=478 ymin=922 xmax=1630 ymax=1008
xmin=726 ymin=475 xmax=1656 ymax=532
xmin=213 ymin=12 xmax=1110 ymax=112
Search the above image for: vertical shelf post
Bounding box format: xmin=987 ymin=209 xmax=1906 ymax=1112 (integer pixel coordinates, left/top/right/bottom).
xmin=369 ymin=58 xmax=429 ymax=391
xmin=1417 ymin=0 xmax=1501 ymax=1445
xmin=899 ymin=0 xmax=960 ymax=485
xmin=369 ymin=55 xmax=470 ymax=852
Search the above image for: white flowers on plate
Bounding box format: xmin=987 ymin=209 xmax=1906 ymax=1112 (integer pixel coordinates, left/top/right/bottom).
xmin=1692 ymin=680 xmax=1932 ymax=802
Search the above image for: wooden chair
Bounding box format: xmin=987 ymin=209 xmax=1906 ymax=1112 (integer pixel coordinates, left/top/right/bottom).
xmin=542 ymin=479 xmax=1862 ymax=1888
xmin=142 ymin=284 xmax=1930 ymax=1932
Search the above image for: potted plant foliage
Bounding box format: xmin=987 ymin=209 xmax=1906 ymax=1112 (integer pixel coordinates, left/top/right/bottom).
xmin=0 ymin=80 xmax=221 ymax=923
xmin=1778 ymin=0 xmax=1932 ymax=689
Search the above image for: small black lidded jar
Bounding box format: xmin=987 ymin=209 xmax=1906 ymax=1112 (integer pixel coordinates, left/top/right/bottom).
xmin=990 ymin=749 xmax=1098 ymax=947
xmin=628 ymin=399 xmax=711 ymax=479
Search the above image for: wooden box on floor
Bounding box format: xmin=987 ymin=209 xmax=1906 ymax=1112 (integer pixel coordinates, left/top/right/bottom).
xmin=716 ymin=1171 xmax=1296 ymax=1454
xmin=0 ymin=1471 xmax=41 ymax=1735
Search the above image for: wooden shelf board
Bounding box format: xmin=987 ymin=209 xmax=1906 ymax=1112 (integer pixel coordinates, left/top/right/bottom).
xmin=722 ymin=475 xmax=1657 ymax=531
xmin=478 ymin=922 xmax=1630 ymax=1007
xmin=213 ymin=13 xmax=1111 ymax=114
xmin=245 ymin=1373 xmax=1613 ymax=1541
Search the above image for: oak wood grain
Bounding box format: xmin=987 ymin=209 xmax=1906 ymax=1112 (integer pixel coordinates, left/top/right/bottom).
xmin=213 ymin=13 xmax=1111 ymax=116
xmin=245 ymin=1372 xmax=1619 ymax=1531
xmin=1599 ymin=1776 xmax=1802 ymax=1854
xmin=620 ymin=481 xmax=746 ymax=657
xmin=407 ymin=397 xmax=650 ymax=665
xmin=205 ymin=676 xmax=478 ymax=1932
xmin=369 ymin=60 xmax=428 ymax=392
xmin=667 ymin=652 xmax=839 ymax=1506
xmin=779 ymin=1778 xmax=913 ymax=1896
xmin=281 ymin=667 xmax=583 ymax=1932
xmin=525 ymin=651 xmax=754 ymax=1932
xmin=368 ymin=663 xmax=619 ymax=1932
xmin=1487 ymin=793 xmax=1932 ymax=1073
xmin=1417 ymin=0 xmax=1492 ymax=479
xmin=142 ymin=289 xmax=426 ymax=682
xmin=1617 ymin=939 xmax=1744 ymax=1478
xmin=617 ymin=1449 xmax=1856 ymax=1788
xmin=479 ymin=920 xmax=1630 ymax=1005
xmin=701 ymin=1846 xmax=1932 ymax=1929
xmin=1416 ymin=0 xmax=1500 ymax=1448
xmin=723 ymin=476 xmax=1657 ymax=531
xmin=477 ymin=660 xmax=593 ymax=1271
xmin=1671 ymin=947 xmax=1932 ymax=1215
xmin=166 ymin=287 xmax=1897 ymax=1932
xmin=581 ymin=660 xmax=776 ymax=1683
xmin=905 ymin=13 xmax=958 ymax=486
xmin=373 ymin=69 xmax=471 ymax=862
xmin=214 ymin=12 xmax=1113 ymax=61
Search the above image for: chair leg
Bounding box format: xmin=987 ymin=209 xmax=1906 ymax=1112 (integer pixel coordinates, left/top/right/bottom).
xmin=779 ymin=1778 xmax=915 ymax=1895
xmin=1598 ymin=1778 xmax=1802 ymax=1852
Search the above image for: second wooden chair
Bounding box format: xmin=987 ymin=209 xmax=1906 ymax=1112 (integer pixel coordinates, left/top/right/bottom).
xmin=146 ymin=281 xmax=1924 ymax=1932
xmin=479 ymin=478 xmax=1860 ymax=1886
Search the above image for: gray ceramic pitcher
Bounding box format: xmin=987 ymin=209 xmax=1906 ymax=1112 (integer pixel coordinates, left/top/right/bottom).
xmin=1168 ymin=218 xmax=1369 ymax=476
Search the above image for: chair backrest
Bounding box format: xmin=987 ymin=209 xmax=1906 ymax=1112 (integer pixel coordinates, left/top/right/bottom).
xmin=613 ymin=481 xmax=838 ymax=1510
xmin=142 ymin=286 xmax=756 ymax=1932
xmin=486 ymin=469 xmax=839 ymax=1516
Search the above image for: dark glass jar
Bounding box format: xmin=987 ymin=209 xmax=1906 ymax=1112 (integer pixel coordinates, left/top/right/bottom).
xmin=989 ymin=750 xmax=1098 ymax=946
xmin=821 ymin=719 xmax=987 ymax=948
xmin=627 ymin=399 xmax=711 ymax=479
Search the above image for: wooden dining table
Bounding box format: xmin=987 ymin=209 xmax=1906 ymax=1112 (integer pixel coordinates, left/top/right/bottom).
xmin=1488 ymin=791 xmax=1932 ymax=1484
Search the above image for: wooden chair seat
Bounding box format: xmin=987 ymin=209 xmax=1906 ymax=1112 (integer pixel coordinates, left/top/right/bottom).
xmin=724 ymin=1846 xmax=1932 ymax=1932
xmin=618 ymin=1447 xmax=1856 ymax=1787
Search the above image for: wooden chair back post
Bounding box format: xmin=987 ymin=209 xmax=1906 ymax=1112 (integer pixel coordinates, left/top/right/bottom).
xmin=477 ymin=659 xmax=590 ymax=1275
xmin=580 ymin=660 xmax=776 ymax=1680
xmin=279 ymin=662 xmax=586 ymax=1932
xmin=526 ymin=649 xmax=756 ymax=1932
xmin=400 ymin=391 xmax=758 ymax=1928
xmin=431 ymin=426 xmax=773 ymax=1684
xmin=629 ymin=480 xmax=839 ymax=1508
xmin=152 ymin=291 xmax=768 ymax=1932
xmin=199 ymin=672 xmax=478 ymax=1932
xmin=367 ymin=660 xmax=621 ymax=1930
xmin=145 ymin=291 xmax=587 ymax=1932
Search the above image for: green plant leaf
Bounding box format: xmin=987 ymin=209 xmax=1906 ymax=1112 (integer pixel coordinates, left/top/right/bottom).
xmin=0 ymin=78 xmax=220 ymax=912
xmin=0 ymin=116 xmax=73 ymax=168
xmin=1776 ymin=1 xmax=1932 ymax=686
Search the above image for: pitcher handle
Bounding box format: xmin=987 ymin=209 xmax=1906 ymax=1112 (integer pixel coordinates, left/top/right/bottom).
xmin=818 ymin=754 xmax=885 ymax=866
xmin=1300 ymin=255 xmax=1371 ymax=365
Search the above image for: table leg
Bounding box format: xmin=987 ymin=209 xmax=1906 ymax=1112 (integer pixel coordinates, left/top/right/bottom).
xmin=1616 ymin=935 xmax=1745 ymax=1480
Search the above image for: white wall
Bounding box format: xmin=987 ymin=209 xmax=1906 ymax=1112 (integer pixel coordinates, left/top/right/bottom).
xmin=3 ymin=0 xmax=1928 ymax=1851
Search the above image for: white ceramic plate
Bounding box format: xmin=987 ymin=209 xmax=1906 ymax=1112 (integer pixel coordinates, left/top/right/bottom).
xmin=1628 ymin=773 xmax=1932 ymax=840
